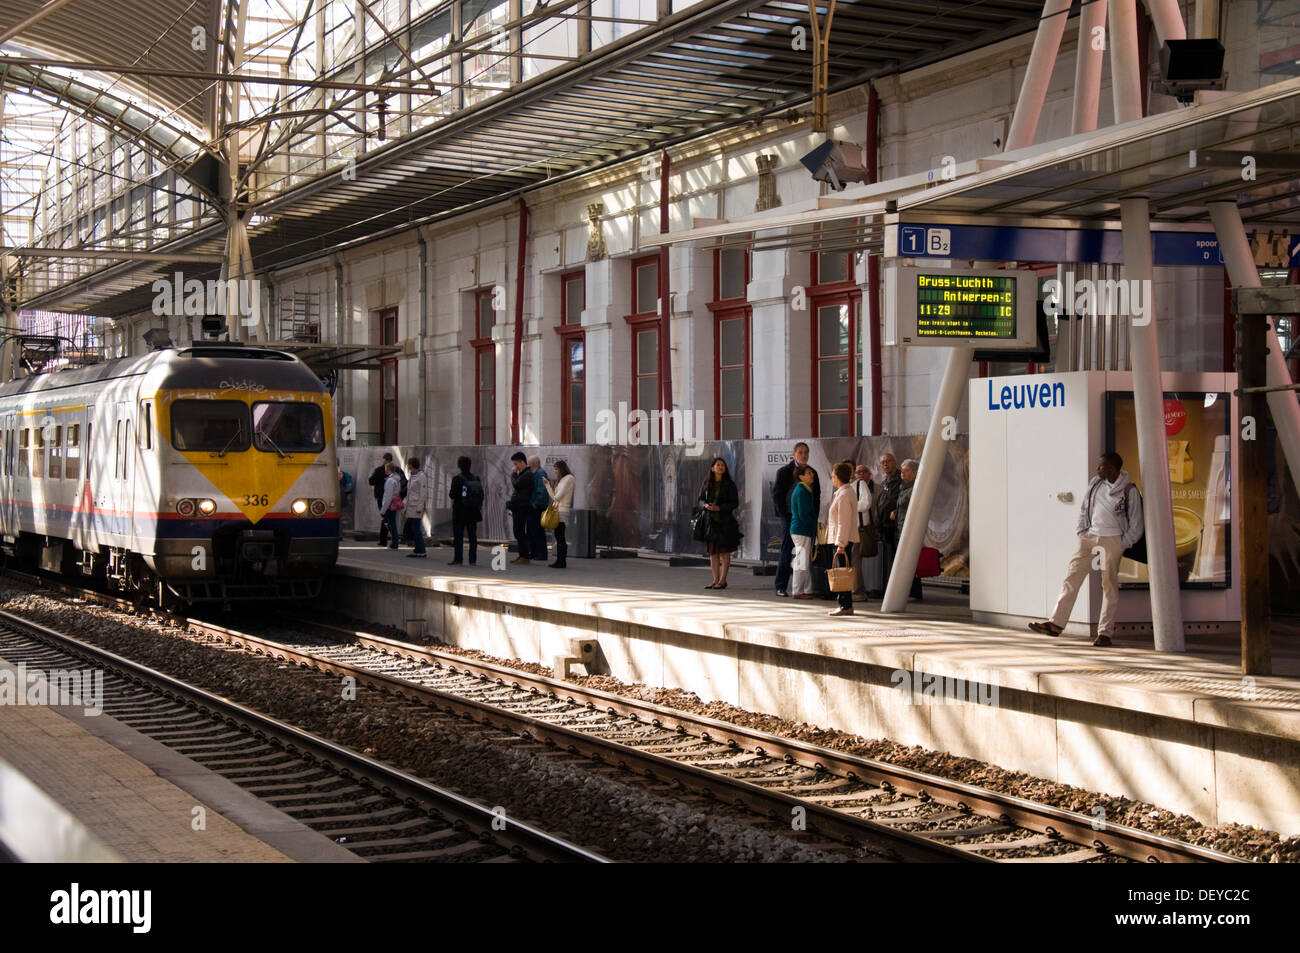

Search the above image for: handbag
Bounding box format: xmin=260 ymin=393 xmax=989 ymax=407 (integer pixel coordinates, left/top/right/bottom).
xmin=916 ymin=546 xmax=941 ymax=578
xmin=858 ymin=522 xmax=879 ymax=558
xmin=692 ymin=508 xmax=711 ymax=543
xmin=827 ymin=551 xmax=856 ymax=592
xmin=1121 ymin=486 xmax=1147 ymax=563
xmin=389 ymin=496 xmax=405 ymax=512
xmin=540 ymin=502 xmax=560 ymax=531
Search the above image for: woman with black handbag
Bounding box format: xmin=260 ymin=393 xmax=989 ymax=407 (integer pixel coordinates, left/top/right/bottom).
xmin=698 ymin=457 xmax=742 ymax=590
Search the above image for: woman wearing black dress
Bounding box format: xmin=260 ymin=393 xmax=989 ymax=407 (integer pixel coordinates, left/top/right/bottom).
xmin=699 ymin=457 xmax=742 ymax=590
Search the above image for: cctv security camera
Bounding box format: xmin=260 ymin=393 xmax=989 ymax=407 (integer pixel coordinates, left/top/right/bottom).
xmin=799 ymin=140 xmax=868 ymax=192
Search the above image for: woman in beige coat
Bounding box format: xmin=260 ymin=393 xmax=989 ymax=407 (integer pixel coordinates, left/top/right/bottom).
xmin=825 ymin=460 xmax=860 ymax=617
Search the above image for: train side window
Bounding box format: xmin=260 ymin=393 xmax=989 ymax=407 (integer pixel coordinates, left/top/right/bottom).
xmin=32 ymin=428 xmax=44 ymax=480
xmin=49 ymin=426 xmax=63 ymax=480
xmin=2 ymin=429 xmax=8 ymax=477
xmin=17 ymin=429 xmax=29 ymax=478
xmin=66 ymin=424 xmax=80 ymax=482
xmin=139 ymin=402 xmax=153 ymax=450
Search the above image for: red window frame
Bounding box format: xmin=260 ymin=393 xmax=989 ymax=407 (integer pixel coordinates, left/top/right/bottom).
xmin=809 ymin=252 xmax=862 ymax=438
xmin=555 ymin=269 xmax=586 ymax=443
xmin=710 ymin=248 xmax=751 ymax=439
xmin=625 ymin=254 xmax=661 ymax=417
xmin=472 ymin=290 xmax=496 ymax=445
xmin=376 ymin=308 xmax=398 ymax=443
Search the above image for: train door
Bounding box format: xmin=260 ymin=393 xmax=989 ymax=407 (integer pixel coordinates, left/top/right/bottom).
xmin=1 ymin=412 xmax=11 ymax=534
xmin=114 ymin=401 xmax=132 ymax=546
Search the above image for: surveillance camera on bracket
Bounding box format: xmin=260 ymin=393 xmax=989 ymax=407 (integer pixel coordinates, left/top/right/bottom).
xmin=799 ymin=139 xmax=869 ymax=192
xmin=1156 ymin=38 xmax=1226 ymax=104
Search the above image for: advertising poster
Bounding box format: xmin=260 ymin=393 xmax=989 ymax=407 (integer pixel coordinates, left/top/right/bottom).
xmin=339 ymin=435 xmax=970 ymax=572
xmin=1105 ymin=392 xmax=1231 ymax=589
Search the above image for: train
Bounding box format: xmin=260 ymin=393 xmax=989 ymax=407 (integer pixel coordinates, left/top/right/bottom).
xmin=0 ymin=341 xmax=340 ymax=606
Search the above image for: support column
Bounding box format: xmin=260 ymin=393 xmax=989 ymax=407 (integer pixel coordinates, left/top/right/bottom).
xmin=1208 ymin=202 xmax=1300 ymax=495
xmin=884 ymin=0 xmax=1064 ymax=612
xmin=1108 ymin=0 xmax=1186 ymax=650
xmin=881 ymin=345 xmax=970 ymax=611
xmin=1120 ymin=198 xmax=1185 ymax=651
xmin=1142 ymin=0 xmax=1187 ymax=45
xmin=1072 ymin=0 xmax=1107 ymax=134
xmin=1006 ymin=0 xmax=1073 ymax=150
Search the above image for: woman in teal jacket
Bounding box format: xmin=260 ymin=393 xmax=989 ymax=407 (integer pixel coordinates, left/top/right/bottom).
xmin=789 ymin=465 xmax=818 ymax=598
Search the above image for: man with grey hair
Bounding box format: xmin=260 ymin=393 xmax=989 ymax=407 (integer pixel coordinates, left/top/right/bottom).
xmin=891 ymin=459 xmax=923 ymax=601
xmin=874 ymin=452 xmax=902 ymax=594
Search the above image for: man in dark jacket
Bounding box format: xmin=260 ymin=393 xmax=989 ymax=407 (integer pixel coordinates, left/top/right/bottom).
xmin=772 ymin=442 xmax=820 ymax=597
xmin=527 ymin=455 xmax=549 ymax=565
xmin=449 ymin=455 xmax=483 ymax=565
xmin=891 ymin=459 xmax=922 ymax=600
xmin=507 ymin=451 xmax=534 ymax=563
xmin=369 ymin=452 xmax=399 ymax=547
xmin=874 ymin=452 xmax=903 ymax=588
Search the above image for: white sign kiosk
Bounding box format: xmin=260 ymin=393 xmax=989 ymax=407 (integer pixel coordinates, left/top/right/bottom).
xmin=969 ymin=370 xmax=1241 ymax=636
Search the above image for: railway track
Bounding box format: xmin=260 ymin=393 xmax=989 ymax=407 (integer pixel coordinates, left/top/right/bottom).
xmin=0 ymin=569 xmax=1249 ymax=863
xmin=0 ymin=607 xmax=606 ymax=864
xmin=215 ymin=615 xmax=1246 ymax=864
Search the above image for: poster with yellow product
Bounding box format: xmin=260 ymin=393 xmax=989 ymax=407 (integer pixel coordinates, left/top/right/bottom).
xmin=1105 ymin=392 xmax=1231 ymax=589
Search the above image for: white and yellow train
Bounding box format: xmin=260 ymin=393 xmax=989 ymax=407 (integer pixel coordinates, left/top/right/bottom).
xmin=0 ymin=342 xmax=340 ymax=605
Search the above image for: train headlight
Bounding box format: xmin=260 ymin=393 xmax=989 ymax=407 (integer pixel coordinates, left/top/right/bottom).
xmin=291 ymin=499 xmax=309 ymax=516
xmin=197 ymin=499 xmax=217 ymax=516
xmin=176 ymin=498 xmax=196 ymax=517
xmin=309 ymin=499 xmax=327 ymax=516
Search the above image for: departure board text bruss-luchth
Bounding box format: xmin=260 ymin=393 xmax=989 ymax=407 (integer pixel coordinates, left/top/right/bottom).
xmin=914 ymin=274 xmax=1017 ymax=339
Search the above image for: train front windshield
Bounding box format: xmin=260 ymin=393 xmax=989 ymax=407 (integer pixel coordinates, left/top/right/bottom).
xmin=252 ymin=402 xmax=325 ymax=454
xmin=171 ymin=400 xmax=249 ymax=452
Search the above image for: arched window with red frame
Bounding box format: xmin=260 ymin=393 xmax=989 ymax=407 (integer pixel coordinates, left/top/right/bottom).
xmin=710 ymin=247 xmax=751 ymax=439
xmin=625 ymin=254 xmax=660 ymax=416
xmin=472 ymin=289 xmax=496 ymax=445
xmin=809 ymin=251 xmax=862 ymax=438
xmin=556 ymin=269 xmax=586 ymax=443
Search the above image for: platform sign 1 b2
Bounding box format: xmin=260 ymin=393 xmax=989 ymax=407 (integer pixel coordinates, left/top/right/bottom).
xmin=884 ymin=263 xmax=1039 ymax=348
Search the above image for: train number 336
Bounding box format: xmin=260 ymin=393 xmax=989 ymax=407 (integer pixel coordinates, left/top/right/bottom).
xmin=242 ymin=494 xmax=269 ymax=507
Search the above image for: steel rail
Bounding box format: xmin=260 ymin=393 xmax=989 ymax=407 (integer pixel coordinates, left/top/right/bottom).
xmin=0 ymin=605 xmax=608 ymax=864
xmin=0 ymin=569 xmax=1246 ymax=862
xmin=284 ymin=617 xmax=1247 ymax=865
xmin=192 ymin=617 xmax=972 ymax=863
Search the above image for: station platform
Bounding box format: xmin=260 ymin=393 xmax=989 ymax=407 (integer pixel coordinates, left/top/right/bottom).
xmin=328 ymin=541 xmax=1300 ymax=836
xmin=0 ymin=657 xmax=360 ymax=863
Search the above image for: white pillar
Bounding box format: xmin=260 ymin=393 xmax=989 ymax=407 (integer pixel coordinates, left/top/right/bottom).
xmin=1120 ymin=198 xmax=1185 ymax=651
xmin=883 ymin=0 xmax=1071 ymax=611
xmin=1208 ymin=201 xmax=1300 ymax=495
xmin=1142 ymin=0 xmax=1187 ymax=46
xmin=1072 ymin=0 xmax=1107 ymax=134
xmin=882 ymin=344 xmax=971 ymax=612
xmin=1109 ymin=1 xmax=1144 ymax=126
xmin=1006 ymin=0 xmax=1073 ymax=152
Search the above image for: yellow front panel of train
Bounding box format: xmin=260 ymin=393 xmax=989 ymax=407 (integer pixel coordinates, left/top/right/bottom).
xmin=156 ymin=388 xmax=333 ymax=524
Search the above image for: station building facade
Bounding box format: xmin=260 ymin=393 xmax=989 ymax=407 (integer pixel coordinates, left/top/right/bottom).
xmin=103 ymin=5 xmax=1293 ymax=450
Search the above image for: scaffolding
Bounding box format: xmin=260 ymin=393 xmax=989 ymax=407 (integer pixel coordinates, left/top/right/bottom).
xmin=278 ymin=291 xmax=321 ymax=344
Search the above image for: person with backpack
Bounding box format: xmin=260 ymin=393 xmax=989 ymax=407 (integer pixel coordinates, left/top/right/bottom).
xmin=528 ymin=455 xmax=550 ymax=565
xmin=378 ymin=461 xmax=404 ymax=552
xmin=507 ymin=452 xmax=534 ymax=563
xmin=369 ymin=452 xmax=396 ymax=546
xmin=1029 ymin=451 xmax=1144 ymax=647
xmin=449 ymin=455 xmax=483 ymax=565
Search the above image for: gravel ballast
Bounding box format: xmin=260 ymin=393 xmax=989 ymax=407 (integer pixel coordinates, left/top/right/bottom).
xmin=0 ymin=586 xmax=879 ymax=863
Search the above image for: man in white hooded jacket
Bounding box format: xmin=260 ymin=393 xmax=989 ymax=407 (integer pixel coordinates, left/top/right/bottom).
xmin=1029 ymin=452 xmax=1143 ymax=647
